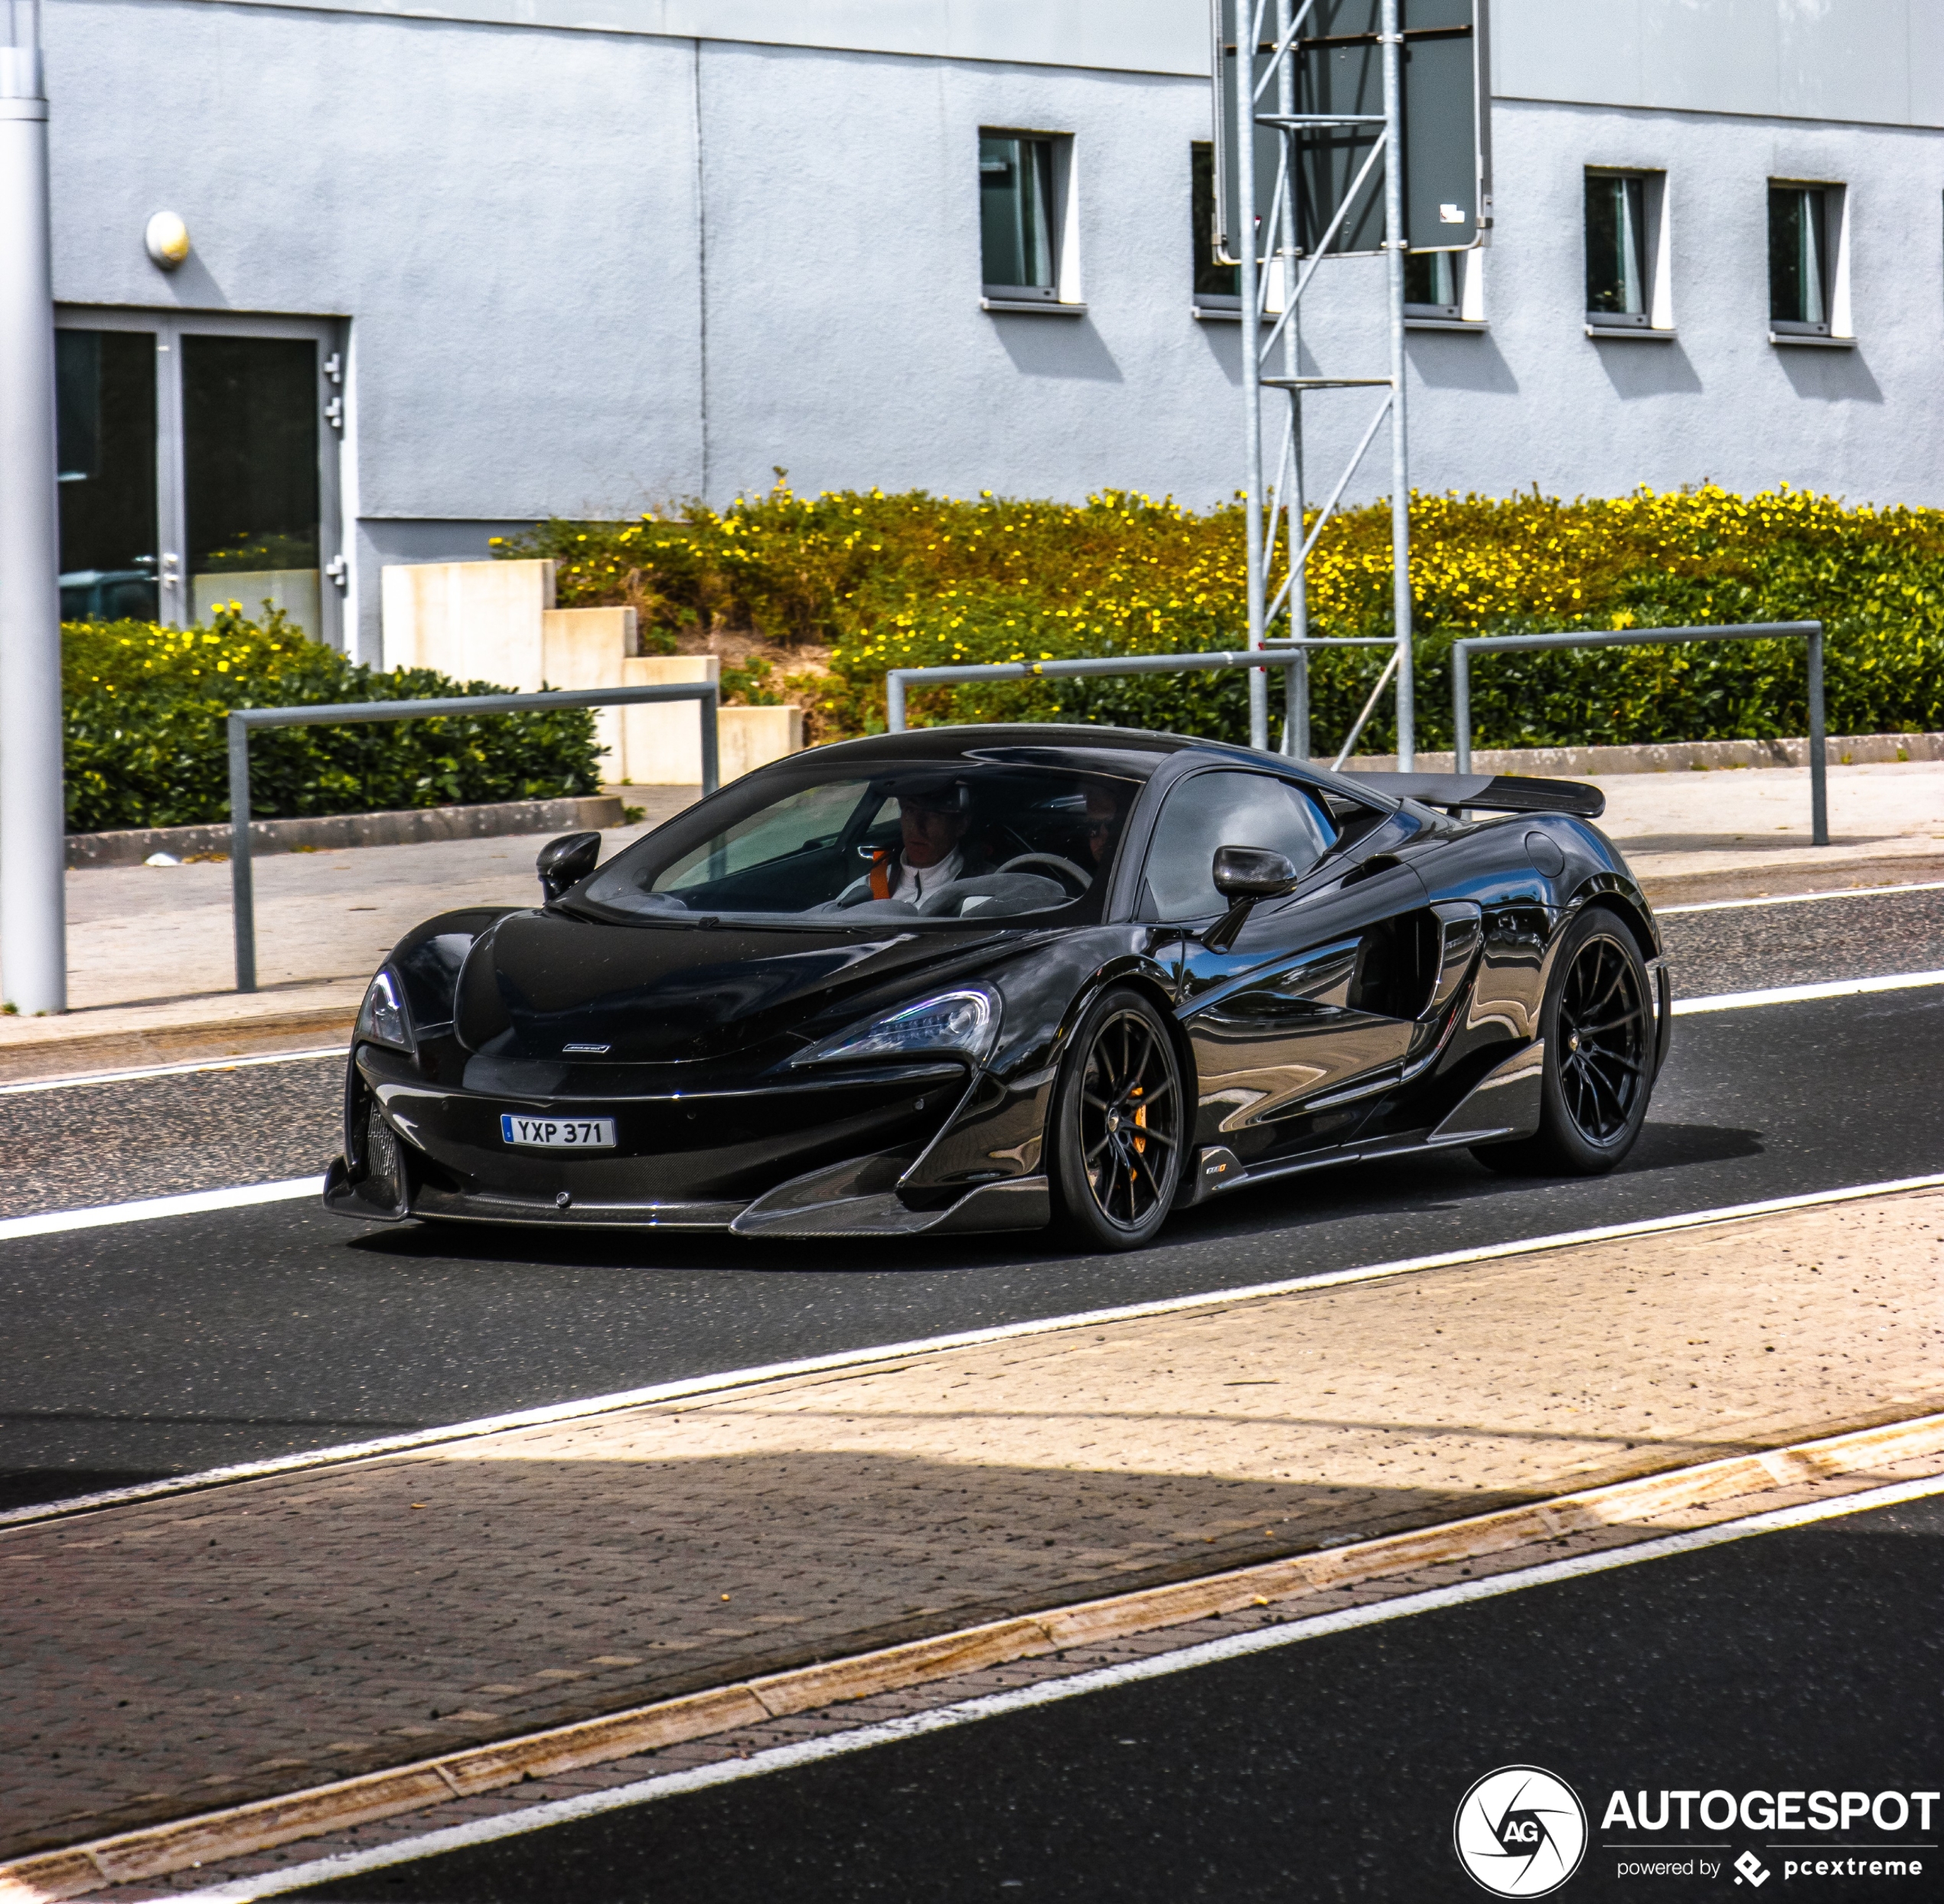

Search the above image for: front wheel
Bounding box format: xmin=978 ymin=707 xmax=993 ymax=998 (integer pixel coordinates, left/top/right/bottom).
xmin=1473 ymin=905 xmax=1654 ymax=1176
xmin=1049 ymin=986 xmax=1185 ymax=1251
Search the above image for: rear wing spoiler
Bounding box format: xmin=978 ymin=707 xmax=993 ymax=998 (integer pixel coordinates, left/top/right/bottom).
xmin=1340 ymin=771 xmax=1606 ymax=820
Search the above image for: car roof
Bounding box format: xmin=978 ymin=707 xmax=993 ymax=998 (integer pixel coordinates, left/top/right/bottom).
xmin=802 ymin=723 xmax=1399 ymax=806
xmin=809 ymin=722 xmax=1186 ymax=767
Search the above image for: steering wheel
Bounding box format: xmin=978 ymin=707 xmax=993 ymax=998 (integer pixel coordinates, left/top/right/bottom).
xmin=996 ymin=852 xmax=1092 ymax=895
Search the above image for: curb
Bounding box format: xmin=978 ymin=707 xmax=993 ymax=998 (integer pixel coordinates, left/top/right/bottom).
xmin=65 ymin=795 xmax=625 ymax=872
xmin=7 ymin=1409 xmax=1941 ymax=1900
xmin=1639 ymin=853 xmax=1944 ymax=909
xmin=0 ymin=1006 xmax=354 ymax=1087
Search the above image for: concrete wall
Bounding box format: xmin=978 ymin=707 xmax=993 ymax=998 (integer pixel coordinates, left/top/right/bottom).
xmin=1493 ymin=0 xmax=1944 ymax=128
xmin=51 ymin=0 xmax=706 ymax=659
xmin=47 ymin=0 xmax=1944 ymax=665
xmin=693 ymin=42 xmax=1240 ymax=508
xmin=1389 ymin=98 xmax=1944 ymax=504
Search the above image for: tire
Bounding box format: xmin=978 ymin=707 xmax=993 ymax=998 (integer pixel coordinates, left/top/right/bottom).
xmin=1048 ymin=986 xmax=1186 ymax=1251
xmin=1473 ymin=905 xmax=1654 ymax=1177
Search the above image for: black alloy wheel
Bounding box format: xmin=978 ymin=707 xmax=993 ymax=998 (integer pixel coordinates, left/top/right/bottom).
xmin=1475 ymin=905 xmax=1654 ymax=1177
xmin=1049 ymin=986 xmax=1185 ymax=1250
xmin=1557 ymin=928 xmax=1651 ymax=1144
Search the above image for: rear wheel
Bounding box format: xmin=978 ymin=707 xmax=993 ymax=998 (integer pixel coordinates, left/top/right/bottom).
xmin=1473 ymin=905 xmax=1653 ymax=1176
xmin=1049 ymin=987 xmax=1185 ymax=1251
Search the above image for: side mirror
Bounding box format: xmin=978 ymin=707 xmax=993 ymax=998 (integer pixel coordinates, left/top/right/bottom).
xmin=537 ymin=830 xmax=602 ymax=904
xmin=1204 ymin=844 xmax=1298 ymax=951
xmin=1212 ymin=844 xmax=1297 ymax=901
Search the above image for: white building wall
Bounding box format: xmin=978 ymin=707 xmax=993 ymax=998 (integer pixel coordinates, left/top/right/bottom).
xmin=692 ymin=41 xmax=1239 ymax=508
xmin=45 ymin=0 xmax=1944 ymax=660
xmin=51 ymin=0 xmax=711 ymax=656
xmin=1394 ymin=99 xmax=1944 ymax=503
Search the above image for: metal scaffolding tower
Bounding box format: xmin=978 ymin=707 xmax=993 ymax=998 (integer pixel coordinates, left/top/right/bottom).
xmin=1214 ymin=0 xmax=1487 ymax=770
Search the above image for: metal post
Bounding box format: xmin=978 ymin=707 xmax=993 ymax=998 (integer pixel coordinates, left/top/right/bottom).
xmin=887 ymin=672 xmax=907 ymax=735
xmin=1236 ymin=0 xmax=1269 ymax=752
xmin=1807 ymin=621 xmax=1828 ymax=847
xmin=1379 ymin=0 xmax=1414 ymax=771
xmin=228 ymin=715 xmax=256 ymax=993
xmin=1452 ymin=640 xmax=1473 ymax=774
xmin=699 ymin=684 xmax=720 ymax=794
xmin=1276 ymin=0 xmax=1309 ymax=760
xmin=0 ymin=8 xmax=66 ymax=1015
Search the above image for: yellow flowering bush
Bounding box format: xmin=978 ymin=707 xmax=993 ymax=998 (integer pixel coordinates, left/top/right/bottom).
xmin=508 ymin=481 xmax=1944 ymax=751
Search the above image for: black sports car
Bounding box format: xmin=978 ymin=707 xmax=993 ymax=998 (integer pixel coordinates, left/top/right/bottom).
xmin=325 ymin=724 xmax=1672 ymax=1251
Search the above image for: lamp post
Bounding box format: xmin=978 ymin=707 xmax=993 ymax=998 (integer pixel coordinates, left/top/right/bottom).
xmin=0 ymin=0 xmax=65 ymax=1014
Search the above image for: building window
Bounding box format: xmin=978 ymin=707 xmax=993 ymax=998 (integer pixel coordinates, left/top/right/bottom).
xmin=1191 ymin=142 xmax=1239 ymax=313
xmin=980 ymin=133 xmax=1062 ymax=304
xmin=1403 ymin=249 xmax=1485 ymax=329
xmin=1585 ymin=171 xmax=1650 ymax=326
xmin=1769 ymin=183 xmax=1835 ymax=335
xmin=1405 ymin=251 xmax=1460 ymax=318
xmin=1583 ymin=168 xmax=1672 ymax=337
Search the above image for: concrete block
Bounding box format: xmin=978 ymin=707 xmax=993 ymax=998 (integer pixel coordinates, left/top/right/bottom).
xmin=193 ymin=569 xmax=323 ymax=641
xmin=381 ymin=559 xmax=556 ymax=690
xmin=620 ymin=655 xmax=720 ymax=784
xmin=720 ymin=704 xmax=806 ymax=782
xmin=543 ymin=608 xmax=639 ymax=775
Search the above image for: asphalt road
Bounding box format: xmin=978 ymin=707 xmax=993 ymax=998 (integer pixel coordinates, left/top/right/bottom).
xmin=292 ymin=1488 xmax=1944 ymax=1904
xmin=3 ymin=888 xmax=1941 ymax=1513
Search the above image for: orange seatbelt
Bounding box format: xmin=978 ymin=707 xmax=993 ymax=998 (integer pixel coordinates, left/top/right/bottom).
xmin=869 ymin=851 xmax=893 ymax=900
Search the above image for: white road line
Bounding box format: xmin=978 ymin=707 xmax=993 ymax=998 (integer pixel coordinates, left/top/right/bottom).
xmin=0 ymin=1047 xmax=343 ymax=1097
xmin=1659 ymin=879 xmax=1944 ymax=915
xmin=2 ymin=964 xmax=1933 ymax=1260
xmin=1673 ymin=970 xmax=1944 ymax=1014
xmin=5 ymin=1169 xmax=1941 ymax=1531
xmin=0 ymin=1177 xmax=321 ymax=1247
xmin=165 ymin=1466 xmax=1944 ymax=1904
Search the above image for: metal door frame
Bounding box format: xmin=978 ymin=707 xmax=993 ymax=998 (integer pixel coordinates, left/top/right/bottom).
xmin=53 ymin=305 xmax=347 ymax=649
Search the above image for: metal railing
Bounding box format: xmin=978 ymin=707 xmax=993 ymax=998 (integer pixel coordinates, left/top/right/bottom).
xmin=226 ymin=681 xmax=719 ymax=993
xmin=1451 ymin=621 xmax=1828 ymax=847
xmin=884 ymin=642 xmax=1394 ymax=761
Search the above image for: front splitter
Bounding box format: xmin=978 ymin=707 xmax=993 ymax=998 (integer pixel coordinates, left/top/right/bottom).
xmin=322 ymin=1161 xmax=1050 ymax=1239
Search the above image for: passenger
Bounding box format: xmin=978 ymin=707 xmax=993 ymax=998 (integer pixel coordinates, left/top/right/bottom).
xmin=867 ymin=783 xmax=987 ymax=905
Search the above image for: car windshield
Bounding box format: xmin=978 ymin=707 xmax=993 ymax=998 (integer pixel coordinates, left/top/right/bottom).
xmin=577 ymin=762 xmax=1142 ymax=926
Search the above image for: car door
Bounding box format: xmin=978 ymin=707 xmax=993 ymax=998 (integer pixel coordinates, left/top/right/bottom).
xmin=1140 ymin=768 xmax=1434 ymax=1170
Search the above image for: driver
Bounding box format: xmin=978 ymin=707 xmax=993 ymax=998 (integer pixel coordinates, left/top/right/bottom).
xmin=867 ymin=782 xmax=986 ymax=905
xmin=1082 ymin=784 xmax=1124 ymax=867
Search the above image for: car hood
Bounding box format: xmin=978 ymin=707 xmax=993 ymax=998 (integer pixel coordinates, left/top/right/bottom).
xmin=454 ymin=909 xmax=1003 ymax=1064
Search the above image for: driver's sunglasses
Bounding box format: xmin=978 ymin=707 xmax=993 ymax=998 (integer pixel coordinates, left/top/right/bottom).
xmin=1084 ymin=817 xmax=1117 ymax=836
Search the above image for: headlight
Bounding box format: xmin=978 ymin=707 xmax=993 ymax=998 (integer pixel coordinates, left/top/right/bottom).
xmin=357 ymin=967 xmax=413 ymax=1051
xmin=794 ymin=986 xmax=1000 ymax=1067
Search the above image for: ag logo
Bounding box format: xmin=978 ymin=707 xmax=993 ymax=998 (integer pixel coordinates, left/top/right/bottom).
xmin=1453 ymin=1765 xmax=1588 ymax=1896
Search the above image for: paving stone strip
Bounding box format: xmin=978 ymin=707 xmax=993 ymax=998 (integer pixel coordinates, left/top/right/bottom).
xmin=15 ymin=1426 xmax=1944 ymax=1904
xmin=2 ymin=1191 xmax=1939 ymax=1875
xmin=47 ymin=1435 xmax=1944 ymax=1904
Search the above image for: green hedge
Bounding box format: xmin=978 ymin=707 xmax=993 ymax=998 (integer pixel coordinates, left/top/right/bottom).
xmin=64 ymin=606 xmax=601 ymax=834
xmin=510 ymin=482 xmax=1944 ymax=752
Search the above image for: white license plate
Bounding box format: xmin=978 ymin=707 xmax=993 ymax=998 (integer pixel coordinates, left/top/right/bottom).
xmin=500 ymin=1113 xmax=617 ymax=1149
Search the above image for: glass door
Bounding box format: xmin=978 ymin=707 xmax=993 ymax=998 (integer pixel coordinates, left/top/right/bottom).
xmin=183 ymin=334 xmax=323 ymax=637
xmin=54 ymin=309 xmax=344 ymax=646
xmin=55 ymin=329 xmax=160 ymax=622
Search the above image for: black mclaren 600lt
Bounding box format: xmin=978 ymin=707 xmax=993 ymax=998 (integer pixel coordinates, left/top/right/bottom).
xmin=324 ymin=725 xmax=1672 ymax=1252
